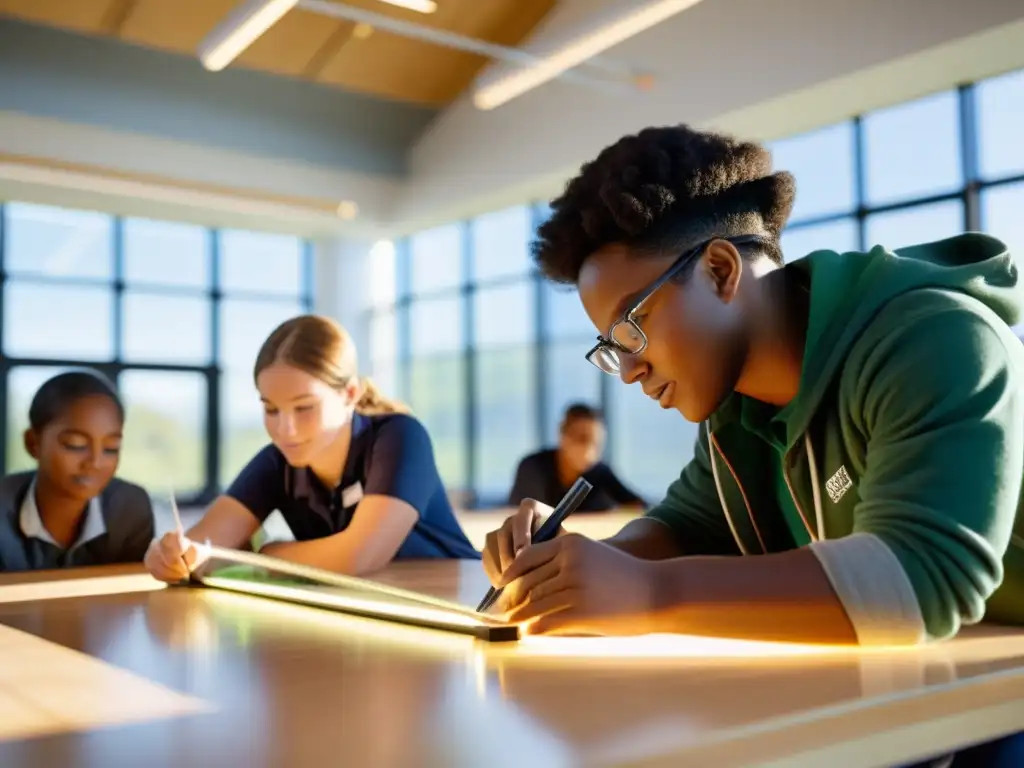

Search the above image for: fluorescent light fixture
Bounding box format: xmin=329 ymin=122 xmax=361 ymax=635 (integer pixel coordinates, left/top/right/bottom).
xmin=193 ymin=545 xmax=518 ymax=641
xmin=198 ymin=0 xmax=300 ymax=72
xmin=378 ymin=0 xmax=437 ymax=12
xmin=0 ymin=160 xmax=341 ymax=226
xmin=473 ymin=0 xmax=705 ymax=110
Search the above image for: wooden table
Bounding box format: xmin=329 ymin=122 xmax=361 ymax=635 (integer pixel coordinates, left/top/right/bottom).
xmin=1 ymin=562 xmax=1024 ymax=767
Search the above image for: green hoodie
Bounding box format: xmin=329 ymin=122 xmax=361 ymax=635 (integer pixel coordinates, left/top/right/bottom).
xmin=646 ymin=233 xmax=1024 ymax=645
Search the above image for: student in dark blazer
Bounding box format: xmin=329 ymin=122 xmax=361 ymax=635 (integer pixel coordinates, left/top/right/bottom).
xmin=509 ymin=403 xmax=645 ymax=512
xmin=145 ymin=314 xmax=477 ymax=583
xmin=0 ymin=370 xmax=154 ymax=572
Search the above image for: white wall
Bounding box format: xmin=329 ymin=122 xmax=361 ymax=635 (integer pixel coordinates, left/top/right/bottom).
xmin=395 ymin=0 xmax=1024 ymax=233
xmin=313 ymin=236 xmax=376 ymax=366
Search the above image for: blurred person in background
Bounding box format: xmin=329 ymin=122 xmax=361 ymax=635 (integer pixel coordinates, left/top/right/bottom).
xmin=508 ymin=403 xmax=645 ymax=512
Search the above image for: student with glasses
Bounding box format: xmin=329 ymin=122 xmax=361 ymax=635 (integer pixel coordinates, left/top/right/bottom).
xmin=481 ymin=124 xmax=1024 ymax=650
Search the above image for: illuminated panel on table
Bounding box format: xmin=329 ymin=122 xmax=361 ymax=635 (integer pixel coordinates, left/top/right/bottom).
xmin=190 ymin=547 xmax=925 ymax=660
xmin=193 ymin=546 xmax=519 ymax=642
xmin=198 ymin=574 xmax=948 ymax=693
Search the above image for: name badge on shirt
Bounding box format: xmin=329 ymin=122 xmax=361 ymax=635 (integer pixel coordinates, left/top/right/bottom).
xmin=341 ymin=482 xmax=364 ymax=508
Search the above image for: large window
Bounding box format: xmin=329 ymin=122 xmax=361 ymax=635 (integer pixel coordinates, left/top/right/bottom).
xmin=366 ymin=240 xmax=400 ymax=401
xmin=384 ymin=66 xmax=1024 ymax=508
xmin=408 ymin=294 xmax=467 ymax=490
xmin=218 ymin=229 xmax=310 ymax=488
xmin=0 ymin=205 xmax=313 ymax=505
xmin=773 ymin=72 xmax=1023 ymax=270
xmin=540 ymin=283 xmax=602 ymax=445
xmin=473 ymin=280 xmax=536 ymax=502
xmin=377 ymin=211 xmax=547 ymax=504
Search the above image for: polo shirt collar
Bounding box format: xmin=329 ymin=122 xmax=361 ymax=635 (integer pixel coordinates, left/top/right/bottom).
xmin=19 ymin=476 xmax=106 ymax=550
xmin=291 ymin=413 xmax=371 ymax=510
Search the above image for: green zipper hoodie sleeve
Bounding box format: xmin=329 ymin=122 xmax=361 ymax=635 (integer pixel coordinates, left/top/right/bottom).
xmin=811 ymin=289 xmax=1023 ymax=643
xmin=644 ymin=422 xmax=743 ymax=556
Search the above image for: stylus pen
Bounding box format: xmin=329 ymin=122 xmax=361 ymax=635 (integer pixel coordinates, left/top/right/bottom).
xmin=169 ymin=491 xmax=184 ymax=535
xmin=475 ymin=477 xmax=593 ymax=614
xmin=169 ymin=492 xmax=192 ymax=575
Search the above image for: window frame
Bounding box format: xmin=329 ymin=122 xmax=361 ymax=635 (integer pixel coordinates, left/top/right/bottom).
xmin=0 ymin=208 xmax=314 ymax=507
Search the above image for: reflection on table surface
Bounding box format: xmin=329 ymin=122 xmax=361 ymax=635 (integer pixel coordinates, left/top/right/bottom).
xmin=1 ymin=561 xmax=1023 ymax=767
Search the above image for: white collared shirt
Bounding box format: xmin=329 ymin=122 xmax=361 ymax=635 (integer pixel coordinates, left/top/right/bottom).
xmin=19 ymin=476 xmax=107 ymax=551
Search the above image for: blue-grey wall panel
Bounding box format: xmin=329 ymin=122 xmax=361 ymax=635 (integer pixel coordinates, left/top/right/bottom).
xmin=0 ymin=18 xmax=438 ymax=176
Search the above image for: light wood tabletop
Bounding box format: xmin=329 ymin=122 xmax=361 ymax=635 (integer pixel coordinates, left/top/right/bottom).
xmin=1 ymin=561 xmax=1023 ymax=767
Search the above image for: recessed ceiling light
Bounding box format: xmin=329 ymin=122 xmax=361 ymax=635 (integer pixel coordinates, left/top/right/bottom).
xmin=352 ymin=22 xmax=374 ymax=40
xmin=336 ymin=200 xmax=359 ymax=220
xmin=378 ymin=0 xmax=437 ymax=13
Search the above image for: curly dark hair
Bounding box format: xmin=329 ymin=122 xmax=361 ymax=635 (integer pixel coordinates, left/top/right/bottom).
xmin=532 ymin=125 xmax=796 ymax=284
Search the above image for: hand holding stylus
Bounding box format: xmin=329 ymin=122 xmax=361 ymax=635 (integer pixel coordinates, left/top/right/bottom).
xmin=481 ymin=499 xmax=560 ymax=587
xmin=492 ymin=533 xmax=661 ymax=636
xmin=145 ymin=530 xmax=197 ymax=583
xmin=480 ymin=481 xmax=661 ymax=636
xmin=477 ymin=479 xmax=592 ymax=614
xmin=144 ymin=494 xmax=200 ymax=584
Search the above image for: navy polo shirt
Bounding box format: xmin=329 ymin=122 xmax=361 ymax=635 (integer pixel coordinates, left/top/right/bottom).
xmin=226 ymin=412 xmax=479 ymax=560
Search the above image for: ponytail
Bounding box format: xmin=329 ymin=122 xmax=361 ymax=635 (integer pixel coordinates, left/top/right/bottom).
xmin=355 ymin=376 xmax=409 ymax=416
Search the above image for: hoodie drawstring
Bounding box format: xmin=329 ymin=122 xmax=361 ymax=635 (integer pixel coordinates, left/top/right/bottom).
xmin=707 ymin=424 xmax=827 ymax=550
xmin=706 ymin=422 xmax=750 ymax=555
xmin=804 ymin=433 xmax=826 ymax=541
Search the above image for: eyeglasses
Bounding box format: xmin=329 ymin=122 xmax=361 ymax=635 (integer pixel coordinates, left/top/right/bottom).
xmin=585 ymin=235 xmax=767 ymax=375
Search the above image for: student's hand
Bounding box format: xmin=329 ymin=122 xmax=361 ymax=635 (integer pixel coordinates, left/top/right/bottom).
xmin=482 ymin=499 xmax=563 ymax=587
xmin=144 ymin=531 xmax=198 ymax=583
xmin=496 ymin=533 xmax=659 ymax=636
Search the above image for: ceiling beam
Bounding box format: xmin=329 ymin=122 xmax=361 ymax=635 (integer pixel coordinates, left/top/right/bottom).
xmin=100 ymin=0 xmax=139 ymax=37
xmin=302 ymin=20 xmax=355 ymax=80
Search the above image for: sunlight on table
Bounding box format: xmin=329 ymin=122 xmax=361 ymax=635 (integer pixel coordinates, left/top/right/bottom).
xmin=194 ymin=585 xmax=974 ymax=666
xmin=0 ymin=573 xmax=165 ymax=604
xmin=0 ymin=624 xmax=211 ymax=742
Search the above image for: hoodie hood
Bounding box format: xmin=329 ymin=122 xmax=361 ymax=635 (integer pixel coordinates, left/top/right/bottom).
xmin=715 ymin=233 xmax=1020 ymax=447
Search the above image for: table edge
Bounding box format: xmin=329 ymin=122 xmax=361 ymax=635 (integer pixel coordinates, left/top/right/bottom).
xmin=621 ymin=666 xmax=1024 ymax=768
